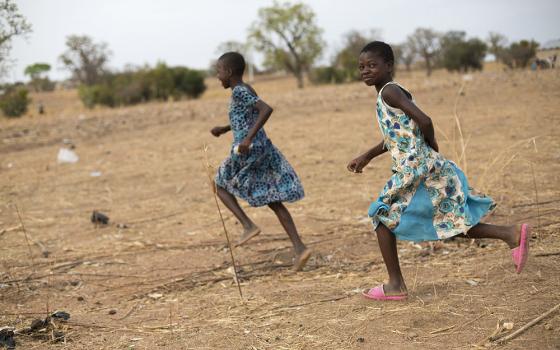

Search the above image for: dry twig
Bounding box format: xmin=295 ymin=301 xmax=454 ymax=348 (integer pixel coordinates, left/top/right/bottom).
xmin=492 ymin=302 xmax=560 ymax=344
xmin=202 ymin=144 xmax=243 ymax=300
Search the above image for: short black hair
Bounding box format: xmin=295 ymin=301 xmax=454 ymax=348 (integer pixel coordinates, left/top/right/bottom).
xmin=218 ymin=52 xmax=246 ymax=76
xmin=360 ymin=41 xmax=394 ymax=64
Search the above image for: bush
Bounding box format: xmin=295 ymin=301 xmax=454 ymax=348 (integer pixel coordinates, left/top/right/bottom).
xmin=440 ymin=32 xmax=487 ymax=72
xmin=171 ymin=67 xmax=206 ymax=98
xmin=78 ymin=84 xmax=115 ymax=108
xmin=309 ymin=66 xmax=346 ymax=85
xmin=500 ymin=40 xmax=539 ymax=69
xmin=27 ymin=78 xmax=56 ymax=92
xmin=0 ymin=87 xmax=31 ymax=117
xmin=79 ymin=63 xmax=207 ymax=108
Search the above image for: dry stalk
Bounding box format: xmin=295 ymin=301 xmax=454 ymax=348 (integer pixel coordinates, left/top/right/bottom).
xmin=478 ymin=136 xmax=538 ymax=192
xmin=453 ymin=82 xmax=468 ymax=174
xmin=202 ymin=144 xmax=243 ymax=300
xmin=14 ymin=204 xmax=36 ymax=270
xmin=529 ymin=161 xmax=541 ymax=233
xmin=492 ymin=302 xmax=560 ymax=344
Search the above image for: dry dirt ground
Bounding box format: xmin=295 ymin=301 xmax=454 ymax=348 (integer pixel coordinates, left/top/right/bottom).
xmin=1 ymin=68 xmax=559 ymax=349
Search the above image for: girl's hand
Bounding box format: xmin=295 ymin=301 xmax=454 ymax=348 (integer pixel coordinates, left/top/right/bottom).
xmin=347 ymin=154 xmax=371 ymax=173
xmin=210 ymin=126 xmax=228 ymax=137
xmin=237 ymin=138 xmax=252 ymax=154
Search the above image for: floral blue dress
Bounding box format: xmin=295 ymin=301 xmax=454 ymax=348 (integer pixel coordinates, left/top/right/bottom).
xmin=368 ymin=82 xmax=496 ymax=241
xmin=215 ymin=84 xmax=304 ymax=207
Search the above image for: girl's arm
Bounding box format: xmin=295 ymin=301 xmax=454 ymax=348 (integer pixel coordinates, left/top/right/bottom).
xmin=382 ymin=85 xmax=439 ymax=152
xmin=347 ymin=140 xmax=387 ymax=173
xmin=238 ymin=99 xmax=273 ymax=153
xmin=210 ymin=125 xmax=231 ymax=137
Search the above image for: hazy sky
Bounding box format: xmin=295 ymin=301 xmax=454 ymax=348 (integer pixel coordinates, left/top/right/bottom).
xmin=9 ymin=0 xmax=559 ymax=82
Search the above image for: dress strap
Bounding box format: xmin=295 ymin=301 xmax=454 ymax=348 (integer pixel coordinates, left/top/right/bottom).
xmin=378 ymin=81 xmax=398 ymax=96
xmin=379 ymin=81 xmax=414 ymax=103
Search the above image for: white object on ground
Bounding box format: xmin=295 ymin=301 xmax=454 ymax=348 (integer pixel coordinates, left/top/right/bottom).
xmin=57 ymin=148 xmax=79 ymax=164
xmin=90 ymin=171 xmax=102 ymax=177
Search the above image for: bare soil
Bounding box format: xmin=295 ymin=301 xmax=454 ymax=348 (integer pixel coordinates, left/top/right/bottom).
xmin=1 ymin=68 xmax=559 ymax=349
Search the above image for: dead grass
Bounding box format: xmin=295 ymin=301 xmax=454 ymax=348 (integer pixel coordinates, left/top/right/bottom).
xmin=0 ymin=68 xmax=559 ymax=349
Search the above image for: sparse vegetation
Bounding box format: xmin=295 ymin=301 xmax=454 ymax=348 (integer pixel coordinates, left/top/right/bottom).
xmin=78 ymin=63 xmax=206 ymax=108
xmin=0 ymin=84 xmax=30 ymax=117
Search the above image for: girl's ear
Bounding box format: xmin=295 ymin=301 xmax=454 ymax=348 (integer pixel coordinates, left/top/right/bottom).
xmin=226 ymin=67 xmax=233 ymax=78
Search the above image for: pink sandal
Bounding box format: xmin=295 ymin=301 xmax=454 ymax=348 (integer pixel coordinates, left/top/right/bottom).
xmin=511 ymin=223 xmax=530 ymax=274
xmin=362 ymin=284 xmax=408 ymax=301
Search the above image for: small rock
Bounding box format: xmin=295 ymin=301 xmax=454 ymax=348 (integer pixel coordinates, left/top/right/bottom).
xmin=77 ymin=296 xmax=84 ymax=302
xmin=108 ymin=309 xmax=117 ymax=315
xmin=148 ymin=293 xmax=163 ymax=300
xmin=466 ymin=279 xmax=479 ymax=286
xmin=91 ymin=211 xmax=109 ymax=225
xmin=406 ymin=332 xmax=418 ymax=340
xmin=357 ymin=337 xmax=365 ymax=343
xmin=51 ymin=310 xmax=70 ymax=321
xmin=503 ymin=322 xmax=514 ymax=330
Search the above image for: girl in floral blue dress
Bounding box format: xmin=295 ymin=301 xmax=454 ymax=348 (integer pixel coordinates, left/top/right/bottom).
xmin=210 ymin=52 xmax=311 ymax=271
xmin=347 ymin=42 xmax=530 ymax=300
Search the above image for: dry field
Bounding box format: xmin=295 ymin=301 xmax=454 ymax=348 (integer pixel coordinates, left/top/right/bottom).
xmin=1 ymin=68 xmax=559 ymax=349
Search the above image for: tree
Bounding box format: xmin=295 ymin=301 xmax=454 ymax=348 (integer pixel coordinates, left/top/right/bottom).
xmin=59 ymin=35 xmax=111 ymax=85
xmin=487 ymin=32 xmax=507 ymax=63
xmin=440 ymin=31 xmax=487 ymax=72
xmin=398 ymin=38 xmax=416 ymax=71
xmin=0 ymin=0 xmax=32 ymax=77
xmin=24 ymin=63 xmax=54 ymax=92
xmin=407 ymin=28 xmax=440 ymax=76
xmin=24 ymin=63 xmax=50 ymax=80
xmin=501 ymin=40 xmax=539 ymax=69
xmin=333 ymin=29 xmax=381 ymax=81
xmin=249 ymin=1 xmax=324 ymax=88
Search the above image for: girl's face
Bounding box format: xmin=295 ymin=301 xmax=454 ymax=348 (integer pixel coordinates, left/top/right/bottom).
xmin=216 ymin=60 xmax=231 ymax=89
xmin=358 ymin=51 xmax=392 ymax=86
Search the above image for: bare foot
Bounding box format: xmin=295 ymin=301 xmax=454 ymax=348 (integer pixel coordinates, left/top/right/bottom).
xmin=293 ymin=248 xmax=312 ymax=271
xmin=235 ymin=225 xmax=261 ymax=247
xmin=382 ymin=282 xmax=408 ymax=296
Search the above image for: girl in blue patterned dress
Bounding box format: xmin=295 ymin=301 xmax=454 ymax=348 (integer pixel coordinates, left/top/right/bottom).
xmin=210 ymin=52 xmax=311 ymax=271
xmin=347 ymin=42 xmax=530 ymax=300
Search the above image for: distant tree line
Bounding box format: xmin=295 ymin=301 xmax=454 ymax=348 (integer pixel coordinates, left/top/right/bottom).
xmin=211 ymin=2 xmax=542 ymax=88
xmin=309 ymin=28 xmax=539 ymax=85
xmin=0 ymin=0 xmax=546 ymax=117
xmin=60 ymin=35 xmax=207 ymax=108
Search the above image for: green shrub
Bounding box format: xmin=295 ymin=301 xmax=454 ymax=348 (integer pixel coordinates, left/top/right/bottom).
xmin=0 ymin=87 xmax=31 ymax=117
xmin=310 ymin=66 xmax=346 ymax=85
xmin=171 ymin=67 xmax=206 ymax=99
xmin=79 ymin=84 xmax=115 ymax=108
xmin=79 ymin=63 xmax=207 ymax=108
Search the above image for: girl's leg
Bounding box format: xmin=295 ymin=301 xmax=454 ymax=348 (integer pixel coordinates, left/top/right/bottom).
xmin=267 ymin=202 xmax=306 ymax=254
xmin=375 ymin=223 xmax=407 ymax=295
xmin=216 ymin=185 xmax=260 ymax=242
xmin=465 ymin=223 xmax=520 ymax=248
xmin=268 ymin=202 xmax=310 ymax=270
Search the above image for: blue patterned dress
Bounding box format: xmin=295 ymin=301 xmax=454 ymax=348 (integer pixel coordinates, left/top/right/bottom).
xmin=215 ymin=84 xmax=304 ymax=207
xmin=368 ymin=82 xmax=496 ymax=241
